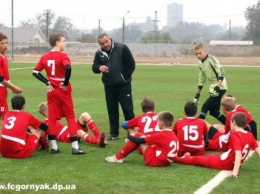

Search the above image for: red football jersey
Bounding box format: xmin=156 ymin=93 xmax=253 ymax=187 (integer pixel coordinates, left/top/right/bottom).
xmin=34 ymin=51 xmax=71 ymax=87
xmin=43 ymin=118 xmax=82 ymax=142
xmin=0 ymin=54 xmax=10 ymax=83
xmin=145 ymin=129 xmax=179 ymax=162
xmin=220 ymin=130 xmax=258 ymax=169
xmin=0 ymin=54 xmax=10 ymax=114
xmin=43 ymin=119 xmax=65 ymax=137
xmin=1 ymin=111 xmax=42 ymax=152
xmin=236 ymin=105 xmax=254 ymax=124
xmin=174 ymin=129 xmax=259 ymax=170
xmin=173 ymin=117 xmax=208 ymax=155
xmin=127 ymin=112 xmax=161 ymax=136
xmin=225 ymin=105 xmax=254 ymax=134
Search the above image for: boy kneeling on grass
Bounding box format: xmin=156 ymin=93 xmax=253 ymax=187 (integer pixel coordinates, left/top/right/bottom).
xmin=174 ymin=112 xmax=260 ymax=178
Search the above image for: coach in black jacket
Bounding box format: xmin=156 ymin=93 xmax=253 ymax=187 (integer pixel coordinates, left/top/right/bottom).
xmin=92 ymin=33 xmax=135 ymax=140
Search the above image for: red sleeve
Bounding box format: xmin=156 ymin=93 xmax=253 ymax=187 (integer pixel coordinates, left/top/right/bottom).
xmin=225 ymin=114 xmax=232 ymax=134
xmin=34 ymin=57 xmax=44 ymax=71
xmin=173 ymin=122 xmax=178 ymax=135
xmin=62 ymin=53 xmax=71 ymax=66
xmin=145 ymin=132 xmax=161 ymax=145
xmin=250 ymin=135 xmax=259 ymax=150
xmin=0 ymin=58 xmax=4 ymax=76
xmin=127 ymin=117 xmax=139 ymax=128
xmin=28 ymin=113 xmax=42 ymax=129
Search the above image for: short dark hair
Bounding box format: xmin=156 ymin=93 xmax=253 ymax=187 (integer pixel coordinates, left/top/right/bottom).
xmin=11 ymin=95 xmax=25 ymax=110
xmin=232 ymin=112 xmax=247 ymax=128
xmin=141 ymin=98 xmax=155 ymax=113
xmin=98 ymin=33 xmax=109 ymax=39
xmin=0 ymin=32 xmax=8 ymax=42
xmin=184 ymin=101 xmax=197 ymax=117
xmin=158 ymin=111 xmax=174 ymax=128
xmin=49 ymin=32 xmax=64 ymax=47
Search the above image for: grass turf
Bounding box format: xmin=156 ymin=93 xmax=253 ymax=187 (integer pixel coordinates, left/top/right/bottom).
xmin=0 ymin=62 xmax=259 ymax=194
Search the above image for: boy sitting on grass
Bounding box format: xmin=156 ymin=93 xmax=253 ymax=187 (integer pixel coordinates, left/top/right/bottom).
xmin=174 ymin=112 xmax=260 ymax=178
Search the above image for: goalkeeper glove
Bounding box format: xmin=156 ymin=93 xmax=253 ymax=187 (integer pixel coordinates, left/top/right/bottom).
xmin=210 ymin=86 xmax=220 ymax=97
xmin=193 ymin=93 xmax=200 ymax=104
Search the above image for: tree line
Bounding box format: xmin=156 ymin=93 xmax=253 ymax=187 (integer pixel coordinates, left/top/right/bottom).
xmin=1 ymin=1 xmax=260 ymax=44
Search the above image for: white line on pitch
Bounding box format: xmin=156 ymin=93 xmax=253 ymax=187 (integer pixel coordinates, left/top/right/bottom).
xmin=194 ymin=150 xmax=255 ymax=194
xmin=10 ymin=67 xmax=33 ymax=71
xmin=10 ymin=63 xmax=82 ymax=71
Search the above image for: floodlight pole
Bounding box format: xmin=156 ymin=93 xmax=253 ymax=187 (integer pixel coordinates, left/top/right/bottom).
xmin=122 ymin=11 xmax=130 ymax=43
xmin=11 ymin=0 xmax=14 ymax=61
xmin=98 ymin=19 xmax=101 ymax=35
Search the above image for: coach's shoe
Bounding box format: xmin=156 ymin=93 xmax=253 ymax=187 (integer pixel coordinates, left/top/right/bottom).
xmin=97 ymin=132 xmax=106 ymax=148
xmin=106 ymin=135 xmax=119 ymax=140
xmin=51 ymin=148 xmax=61 ymax=154
xmin=105 ymin=155 xmax=124 ymax=163
xmin=72 ymin=148 xmax=86 ymax=155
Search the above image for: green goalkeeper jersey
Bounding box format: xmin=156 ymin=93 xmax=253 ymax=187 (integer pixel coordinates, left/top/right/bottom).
xmin=197 ymin=55 xmax=228 ymax=93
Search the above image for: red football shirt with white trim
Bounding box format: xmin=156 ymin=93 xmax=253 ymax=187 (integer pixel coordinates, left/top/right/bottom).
xmin=34 ymin=51 xmax=70 ymax=87
xmin=173 ymin=117 xmax=208 ymax=154
xmin=0 ymin=54 xmax=10 ymax=81
xmin=225 ymin=105 xmax=254 ymax=134
xmin=220 ymin=130 xmax=258 ymax=169
xmin=1 ymin=111 xmax=42 ymax=152
xmin=145 ymin=129 xmax=179 ymax=162
xmin=127 ymin=112 xmax=161 ymax=135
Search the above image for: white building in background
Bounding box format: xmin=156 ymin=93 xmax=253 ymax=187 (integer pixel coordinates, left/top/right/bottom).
xmin=0 ymin=27 xmax=46 ymax=43
xmin=167 ymin=3 xmax=183 ymax=27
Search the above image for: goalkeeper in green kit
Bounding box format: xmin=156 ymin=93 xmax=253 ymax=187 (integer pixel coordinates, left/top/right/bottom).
xmin=192 ymin=43 xmax=227 ymax=124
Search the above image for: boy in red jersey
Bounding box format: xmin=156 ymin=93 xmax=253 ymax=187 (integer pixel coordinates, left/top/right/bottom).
xmin=0 ymin=95 xmax=48 ymax=159
xmin=227 ymin=95 xmax=257 ymax=139
xmin=173 ymin=101 xmax=208 ymax=156
xmin=121 ymin=98 xmax=160 ymax=135
xmin=106 ymin=111 xmax=179 ymax=167
xmin=38 ymin=102 xmax=107 ymax=149
xmin=32 ymin=32 xmax=84 ymax=155
xmin=0 ymin=33 xmax=23 ymax=121
xmin=174 ymin=112 xmax=260 ymax=178
xmin=105 ymin=98 xmax=160 ymax=161
xmin=206 ymin=95 xmax=257 ymax=152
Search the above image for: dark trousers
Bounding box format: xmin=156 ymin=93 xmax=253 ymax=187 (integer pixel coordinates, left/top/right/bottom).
xmin=104 ymin=82 xmax=135 ymax=137
xmin=199 ymin=90 xmax=226 ymax=124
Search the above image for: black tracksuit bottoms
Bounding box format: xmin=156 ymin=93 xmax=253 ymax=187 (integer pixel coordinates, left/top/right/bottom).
xmin=104 ymin=82 xmax=135 ymax=137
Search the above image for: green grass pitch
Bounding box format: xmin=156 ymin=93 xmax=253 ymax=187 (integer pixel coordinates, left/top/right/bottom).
xmin=0 ymin=62 xmax=259 ymax=194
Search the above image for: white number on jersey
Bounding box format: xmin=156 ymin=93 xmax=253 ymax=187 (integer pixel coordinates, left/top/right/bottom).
xmin=167 ymin=141 xmax=179 ymax=158
xmin=4 ymin=116 xmax=17 ymax=129
xmin=241 ymin=144 xmax=249 ymax=160
xmin=221 ymin=144 xmax=250 ymax=161
xmin=182 ymin=125 xmax=199 ymax=141
xmin=47 ymin=60 xmax=56 ymax=75
xmin=142 ymin=115 xmax=160 ymax=133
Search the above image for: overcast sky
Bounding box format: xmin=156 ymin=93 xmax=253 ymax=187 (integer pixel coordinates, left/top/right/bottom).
xmin=1 ymin=0 xmax=258 ymax=31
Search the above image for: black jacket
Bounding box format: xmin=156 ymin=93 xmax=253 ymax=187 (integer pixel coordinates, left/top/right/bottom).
xmin=92 ymin=41 xmax=135 ymax=86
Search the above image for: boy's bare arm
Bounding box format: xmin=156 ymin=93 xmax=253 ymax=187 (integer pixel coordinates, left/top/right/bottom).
xmin=1 ymin=80 xmax=23 ymax=93
xmin=230 ymin=150 xmax=242 ymax=178
xmin=254 ymin=146 xmax=260 ymax=159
